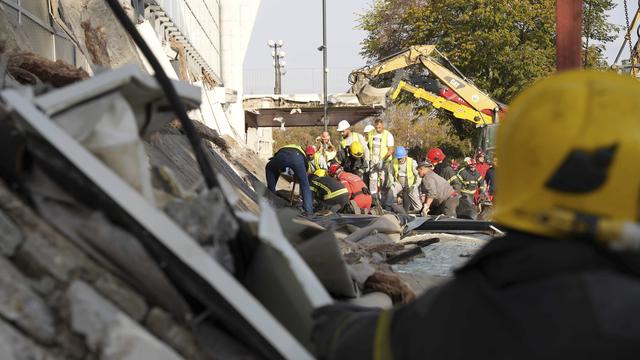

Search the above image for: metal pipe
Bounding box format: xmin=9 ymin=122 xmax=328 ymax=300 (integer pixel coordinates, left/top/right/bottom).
xmin=556 ymin=0 xmax=583 ymax=71
xmin=322 ymin=0 xmax=328 ymax=131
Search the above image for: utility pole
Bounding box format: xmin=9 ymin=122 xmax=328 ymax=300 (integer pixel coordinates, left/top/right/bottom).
xmin=319 ymin=0 xmax=328 ymax=130
xmin=268 ymin=40 xmax=286 ymax=94
xmin=555 ymin=0 xmax=582 ymax=71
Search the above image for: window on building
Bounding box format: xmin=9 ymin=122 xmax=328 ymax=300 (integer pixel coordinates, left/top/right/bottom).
xmin=0 ymin=0 xmax=85 ymax=66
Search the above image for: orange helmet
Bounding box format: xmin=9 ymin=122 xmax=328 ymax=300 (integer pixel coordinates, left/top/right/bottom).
xmin=427 ymin=148 xmax=446 ymax=163
xmin=328 ymin=162 xmax=342 ymax=176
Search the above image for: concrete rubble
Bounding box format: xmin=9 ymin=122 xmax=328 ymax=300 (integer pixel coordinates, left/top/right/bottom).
xmin=0 ymin=2 xmax=501 ymax=359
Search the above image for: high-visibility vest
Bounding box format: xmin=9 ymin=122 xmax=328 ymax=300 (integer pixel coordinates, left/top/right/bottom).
xmin=392 ymin=157 xmax=416 ymax=187
xmin=340 ymin=132 xmax=363 ymax=149
xmin=276 ymin=144 xmax=310 ymax=172
xmin=368 ymin=129 xmax=390 ymax=159
xmin=312 ymin=152 xmax=325 ymax=170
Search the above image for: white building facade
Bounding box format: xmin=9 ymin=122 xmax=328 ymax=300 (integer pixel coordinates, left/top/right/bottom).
xmin=1 ymin=0 xmax=263 ymax=148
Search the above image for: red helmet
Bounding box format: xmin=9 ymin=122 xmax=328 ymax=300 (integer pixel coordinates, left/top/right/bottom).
xmin=305 ymin=145 xmax=316 ymax=156
xmin=427 ymin=148 xmax=446 ymax=163
xmin=328 ymin=162 xmax=342 ymax=176
xmin=475 ymin=148 xmax=485 ymax=160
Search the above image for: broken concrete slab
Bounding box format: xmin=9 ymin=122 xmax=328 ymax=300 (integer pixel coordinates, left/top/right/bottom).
xmin=67 ymin=280 xmax=184 ymax=360
xmin=0 ymin=316 xmax=56 ymax=360
xmin=0 ymin=256 xmax=56 ymax=344
xmin=0 ymin=209 xmax=22 ymax=256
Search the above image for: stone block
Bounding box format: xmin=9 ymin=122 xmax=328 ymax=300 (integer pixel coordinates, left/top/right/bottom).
xmin=0 ymin=256 xmax=56 ymax=344
xmin=0 ymin=210 xmax=23 ymax=256
xmin=67 ymin=281 xmax=184 ymax=360
xmin=93 ymin=275 xmax=148 ymax=322
xmin=144 ymin=307 xmax=206 ymax=360
xmin=0 ymin=316 xmax=56 ymax=360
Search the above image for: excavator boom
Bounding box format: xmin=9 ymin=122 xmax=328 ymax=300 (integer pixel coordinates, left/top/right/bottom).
xmin=350 ymin=45 xmax=501 ymax=116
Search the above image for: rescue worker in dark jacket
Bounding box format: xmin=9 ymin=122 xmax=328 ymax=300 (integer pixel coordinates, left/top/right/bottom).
xmin=451 ymin=157 xmax=486 ymax=219
xmin=265 ymin=144 xmax=313 ymax=214
xmin=336 ymin=141 xmax=367 ymax=178
xmin=416 ymin=160 xmax=459 ymax=217
xmin=308 ymin=171 xmax=349 ymax=212
xmin=311 ymin=71 xmax=640 ymax=360
xmin=428 ymin=147 xmax=457 ymax=184
xmin=485 ymin=155 xmax=497 ymax=197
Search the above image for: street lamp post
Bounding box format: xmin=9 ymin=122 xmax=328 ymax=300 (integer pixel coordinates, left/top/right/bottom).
xmin=268 ymin=40 xmax=286 ymax=94
xmin=321 ymin=0 xmax=328 ymax=130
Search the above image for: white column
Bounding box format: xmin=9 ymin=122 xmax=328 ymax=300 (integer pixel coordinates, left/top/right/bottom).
xmin=220 ymin=0 xmax=261 ymax=141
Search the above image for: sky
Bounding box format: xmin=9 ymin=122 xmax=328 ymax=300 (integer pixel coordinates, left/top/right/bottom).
xmin=243 ymin=1 xmax=638 ymax=95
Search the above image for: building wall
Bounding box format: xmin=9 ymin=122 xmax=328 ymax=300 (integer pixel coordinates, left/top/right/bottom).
xmin=151 ymin=0 xmax=222 ymax=77
xmin=2 ymin=0 xmax=268 ymax=154
xmin=0 ymin=0 xmax=90 ymax=69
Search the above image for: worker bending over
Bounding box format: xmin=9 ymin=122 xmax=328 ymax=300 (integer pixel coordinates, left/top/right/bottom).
xmin=367 ymin=118 xmax=394 ymax=202
xmin=312 ymin=71 xmax=640 ymax=359
xmin=388 ymin=146 xmax=421 ymax=213
xmin=265 ymin=144 xmax=313 ymax=214
xmin=308 ymin=171 xmax=349 ymax=212
xmin=416 ymin=160 xmax=458 ymax=217
xmin=329 ymin=163 xmax=372 ymax=213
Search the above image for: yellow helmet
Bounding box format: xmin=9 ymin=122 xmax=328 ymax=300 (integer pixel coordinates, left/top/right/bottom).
xmin=493 ymin=70 xmax=640 ymax=250
xmin=350 ymin=141 xmax=364 ymax=158
xmin=314 ymin=169 xmax=327 ymax=177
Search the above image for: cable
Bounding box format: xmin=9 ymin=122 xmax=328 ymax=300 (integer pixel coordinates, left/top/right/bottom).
xmin=105 ymin=0 xmax=218 ymax=189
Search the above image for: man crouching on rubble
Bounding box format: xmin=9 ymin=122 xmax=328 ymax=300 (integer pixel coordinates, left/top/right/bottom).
xmin=311 ymin=71 xmax=640 ymax=359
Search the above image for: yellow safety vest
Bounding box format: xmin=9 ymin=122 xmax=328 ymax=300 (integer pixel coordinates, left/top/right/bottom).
xmin=312 ymin=152 xmax=324 ymax=169
xmin=340 ymin=132 xmax=363 ymax=149
xmin=277 ymin=144 xmax=311 ymax=172
xmin=368 ymin=130 xmax=390 ymax=159
xmin=392 ymin=157 xmax=416 ymax=187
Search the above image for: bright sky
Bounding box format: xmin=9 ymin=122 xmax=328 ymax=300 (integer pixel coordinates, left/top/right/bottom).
xmin=243 ymin=1 xmax=638 ymax=95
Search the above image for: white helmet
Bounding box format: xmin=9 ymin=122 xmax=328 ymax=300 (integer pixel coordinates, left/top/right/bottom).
xmin=363 ymin=124 xmax=374 ymax=133
xmin=337 ymin=120 xmax=351 ymax=132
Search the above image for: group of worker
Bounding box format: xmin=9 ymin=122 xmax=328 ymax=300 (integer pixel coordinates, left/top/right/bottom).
xmin=310 ymin=70 xmax=640 ymax=359
xmin=265 ymin=117 xmax=496 ymax=218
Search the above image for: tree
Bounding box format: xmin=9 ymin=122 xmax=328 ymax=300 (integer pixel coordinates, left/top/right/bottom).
xmin=582 ymin=0 xmax=622 ymax=68
xmin=358 ymin=0 xmax=620 ymax=137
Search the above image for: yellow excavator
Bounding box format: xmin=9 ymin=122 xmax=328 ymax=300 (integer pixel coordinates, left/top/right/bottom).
xmin=349 ymin=45 xmax=507 ymax=154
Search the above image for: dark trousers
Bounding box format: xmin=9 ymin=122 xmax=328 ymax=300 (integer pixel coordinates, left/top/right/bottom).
xmin=265 ymin=151 xmax=313 ymax=213
xmin=318 ymin=194 xmax=350 ymax=212
xmin=456 ymin=194 xmax=477 ymax=219
xmin=431 ymin=195 xmax=459 ymax=217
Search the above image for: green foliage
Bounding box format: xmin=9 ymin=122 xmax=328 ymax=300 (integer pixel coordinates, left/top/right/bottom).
xmin=358 ymin=0 xmax=621 ymax=137
xmin=582 ymin=0 xmax=623 ymax=68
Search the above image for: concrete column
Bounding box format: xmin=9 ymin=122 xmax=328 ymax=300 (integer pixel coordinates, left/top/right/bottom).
xmin=220 ymin=0 xmax=261 ymax=141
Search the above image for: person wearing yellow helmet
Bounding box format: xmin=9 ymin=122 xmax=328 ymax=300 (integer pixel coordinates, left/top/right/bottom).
xmin=311 ymin=71 xmax=640 ymax=359
xmin=337 ymin=140 xmax=368 ymax=178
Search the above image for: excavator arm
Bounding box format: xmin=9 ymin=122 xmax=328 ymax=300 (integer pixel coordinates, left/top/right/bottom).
xmin=350 ymin=45 xmax=503 ymax=121
xmin=391 ymin=81 xmax=493 ymax=125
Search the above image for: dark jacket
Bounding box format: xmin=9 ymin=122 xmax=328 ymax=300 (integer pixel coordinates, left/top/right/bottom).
xmin=434 ymin=161 xmax=457 ymax=184
xmin=452 ymin=167 xmax=484 ymax=196
xmin=485 ymin=166 xmax=496 ymax=196
xmin=315 ymin=231 xmax=640 ymax=360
